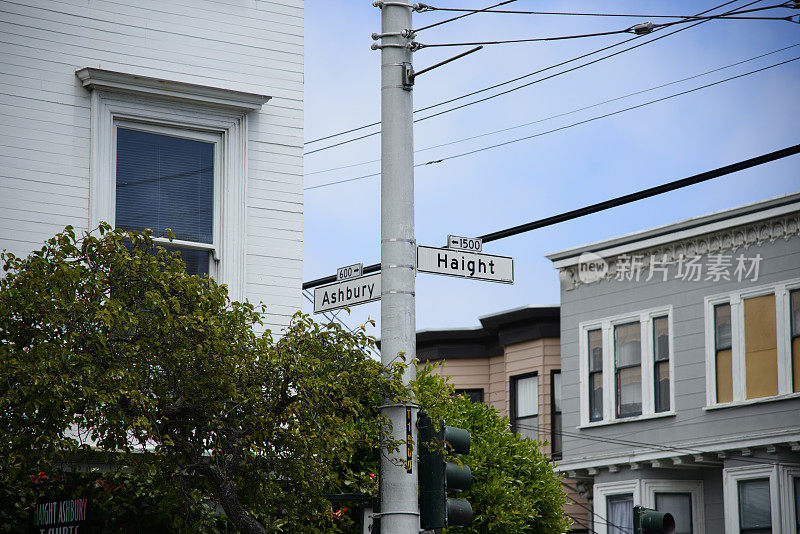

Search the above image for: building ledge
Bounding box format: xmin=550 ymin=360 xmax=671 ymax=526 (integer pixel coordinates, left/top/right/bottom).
xmin=76 ymin=67 xmax=271 ymax=112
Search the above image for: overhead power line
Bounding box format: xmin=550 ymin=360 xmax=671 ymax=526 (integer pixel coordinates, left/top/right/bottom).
xmin=304 ymin=0 xmax=758 ymax=153
xmin=304 ymin=42 xmax=799 ymax=178
xmin=416 ymin=2 xmax=792 ymax=19
xmin=301 ymin=143 xmax=800 ymax=290
xmin=414 ymin=6 xmax=794 ymax=49
xmin=305 ymin=53 xmax=799 ymax=190
xmin=412 ymin=0 xmax=517 ymax=33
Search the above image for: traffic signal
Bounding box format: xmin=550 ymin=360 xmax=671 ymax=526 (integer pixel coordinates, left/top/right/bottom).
xmin=633 ymin=505 xmax=675 ymax=534
xmin=417 ymin=410 xmax=473 ymax=530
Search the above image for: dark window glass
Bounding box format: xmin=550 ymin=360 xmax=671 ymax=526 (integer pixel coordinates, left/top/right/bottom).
xmin=606 ymin=494 xmax=633 ymax=534
xmin=512 ymin=374 xmax=538 ymax=440
xmin=655 ymin=492 xmax=692 ymax=534
xmin=794 ymin=477 xmax=800 ymax=531
xmin=116 ymin=127 xmax=214 ymax=276
xmin=615 ymin=322 xmax=642 ymax=418
xmin=551 ymin=371 xmax=562 ymax=459
xmin=454 ymin=388 xmax=484 ymax=404
xmin=653 ymin=316 xmax=670 ymax=413
xmin=588 ymin=329 xmax=603 ymax=422
xmin=738 ymin=478 xmax=771 ymax=533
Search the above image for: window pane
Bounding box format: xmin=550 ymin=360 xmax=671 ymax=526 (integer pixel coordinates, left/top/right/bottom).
xmin=515 ymin=415 xmax=538 ymax=440
xmin=116 ymin=127 xmax=214 ymax=244
xmin=792 ymin=290 xmax=800 ymax=337
xmin=616 ymin=366 xmax=642 ymax=417
xmin=615 ymin=322 xmax=641 ymax=367
xmin=655 ymin=360 xmax=670 ymax=413
xmin=515 ymin=375 xmax=538 ymax=417
xmin=551 ymin=412 xmax=562 ymax=458
xmin=552 ymin=372 xmax=562 ymax=412
xmin=653 ymin=316 xmax=669 ymax=361
xmin=743 ymin=294 xmax=778 ymax=399
xmin=715 ymin=303 xmax=732 ymax=350
xmin=738 ymin=478 xmax=771 ymax=531
xmin=454 ymin=389 xmax=484 ymax=404
xmin=161 ymin=246 xmax=210 ymax=277
xmin=588 ymin=329 xmax=603 ymax=371
xmin=655 ymin=492 xmax=692 ymax=534
xmin=716 ymin=348 xmax=733 ymax=403
xmin=606 ymin=494 xmax=633 ymax=534
xmin=794 ymin=477 xmax=800 ymax=531
xmin=590 ymin=372 xmax=603 ymax=422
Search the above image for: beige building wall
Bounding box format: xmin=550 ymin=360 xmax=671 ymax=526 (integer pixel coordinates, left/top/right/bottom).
xmin=423 ymin=334 xmax=590 ymax=531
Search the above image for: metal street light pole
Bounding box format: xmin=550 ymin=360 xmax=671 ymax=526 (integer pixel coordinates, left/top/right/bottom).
xmin=375 ymin=0 xmax=418 ymax=532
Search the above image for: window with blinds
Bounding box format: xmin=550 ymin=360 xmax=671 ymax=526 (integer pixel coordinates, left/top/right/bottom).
xmin=115 ymin=126 xmax=216 ymax=277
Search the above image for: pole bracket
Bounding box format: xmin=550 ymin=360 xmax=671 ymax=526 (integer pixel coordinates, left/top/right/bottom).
xmin=373 ymin=0 xmax=415 ymax=8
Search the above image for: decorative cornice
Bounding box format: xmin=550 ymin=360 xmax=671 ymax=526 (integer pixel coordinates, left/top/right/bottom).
xmin=559 ymin=213 xmax=800 ymax=290
xmin=76 ymin=68 xmax=270 ymax=112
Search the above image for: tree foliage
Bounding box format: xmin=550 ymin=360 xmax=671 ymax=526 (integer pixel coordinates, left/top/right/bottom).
xmin=413 ymin=365 xmax=572 ymax=534
xmin=0 ymin=225 xmax=406 ymax=533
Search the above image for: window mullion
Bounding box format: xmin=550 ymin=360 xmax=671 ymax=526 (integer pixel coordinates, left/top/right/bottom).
xmin=641 ymin=314 xmax=654 ymax=416
xmin=776 ymin=285 xmax=791 ymax=395
xmin=603 ymin=321 xmax=614 ymax=422
xmin=732 ymin=295 xmax=746 ymax=402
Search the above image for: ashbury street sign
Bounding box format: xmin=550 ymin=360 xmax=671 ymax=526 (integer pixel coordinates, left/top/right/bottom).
xmin=417 ymin=245 xmax=514 ymax=284
xmin=313 ymin=272 xmax=382 ymax=313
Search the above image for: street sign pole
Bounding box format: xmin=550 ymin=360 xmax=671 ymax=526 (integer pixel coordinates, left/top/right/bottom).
xmin=377 ymin=1 xmax=418 ymax=533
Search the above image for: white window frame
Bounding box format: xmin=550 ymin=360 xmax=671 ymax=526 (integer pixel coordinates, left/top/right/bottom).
xmin=77 ymin=68 xmax=269 ymax=302
xmin=704 ymin=278 xmax=800 ymax=408
xmin=578 ymin=305 xmax=675 ymax=427
xmin=779 ymin=466 xmax=800 ymax=533
xmin=723 ymin=465 xmax=781 ymax=533
xmin=642 ymin=479 xmax=705 ymax=534
xmin=112 ymin=120 xmax=223 ymax=277
xmin=593 ymin=480 xmax=640 ymax=534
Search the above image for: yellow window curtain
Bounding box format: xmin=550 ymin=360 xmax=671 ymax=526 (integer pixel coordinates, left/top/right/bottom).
xmin=743 ymin=294 xmax=778 ymax=399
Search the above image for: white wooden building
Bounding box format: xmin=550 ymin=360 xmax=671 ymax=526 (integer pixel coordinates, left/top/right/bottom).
xmin=0 ymin=0 xmax=304 ymax=331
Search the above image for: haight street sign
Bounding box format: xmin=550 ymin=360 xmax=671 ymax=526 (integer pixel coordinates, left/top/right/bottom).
xmin=313 ymin=272 xmax=381 ymax=313
xmin=417 ymin=245 xmax=514 ymax=284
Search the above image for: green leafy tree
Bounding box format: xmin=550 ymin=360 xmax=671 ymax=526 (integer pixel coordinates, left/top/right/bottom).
xmin=0 ymin=225 xmax=406 ymax=534
xmin=413 ymin=364 xmax=572 ymax=534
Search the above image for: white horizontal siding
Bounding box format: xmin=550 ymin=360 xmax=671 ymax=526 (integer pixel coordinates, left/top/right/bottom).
xmin=0 ymin=0 xmax=304 ymax=331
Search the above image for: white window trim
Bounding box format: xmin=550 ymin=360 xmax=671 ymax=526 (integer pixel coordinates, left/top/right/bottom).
xmin=723 ymin=464 xmax=781 ymax=534
xmin=78 ymin=69 xmax=269 ymax=302
xmin=578 ymin=305 xmax=675 ymax=427
xmin=593 ymin=480 xmax=640 ymax=534
xmin=704 ymin=277 xmax=800 ymax=408
xmin=642 ymin=479 xmax=705 ymax=534
xmin=779 ymin=466 xmax=800 ymax=533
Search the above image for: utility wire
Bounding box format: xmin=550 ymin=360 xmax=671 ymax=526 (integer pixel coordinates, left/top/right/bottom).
xmin=416 ymin=55 xmax=800 ymax=167
xmin=305 ymin=53 xmax=799 ymax=190
xmin=304 ymin=0 xmax=755 ymax=149
xmin=415 ymin=8 xmax=794 ymax=48
xmin=513 ymin=420 xmax=786 ymax=468
xmin=417 ymin=2 xmax=792 ymax=19
xmin=301 ymin=143 xmax=800 ymax=289
xmin=304 ymin=42 xmax=799 ymax=178
xmin=412 ymin=0 xmax=517 ymax=33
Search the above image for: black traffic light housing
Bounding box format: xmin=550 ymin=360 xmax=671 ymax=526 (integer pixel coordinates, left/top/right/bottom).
xmin=417 ymin=410 xmax=473 ymax=530
xmin=633 ymin=505 xmax=675 ymax=534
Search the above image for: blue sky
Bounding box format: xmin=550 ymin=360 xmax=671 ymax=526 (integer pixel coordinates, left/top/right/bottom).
xmin=302 ymin=0 xmax=800 ymax=334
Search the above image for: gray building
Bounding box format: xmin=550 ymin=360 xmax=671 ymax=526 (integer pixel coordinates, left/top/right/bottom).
xmin=546 ymin=193 xmax=800 ymax=534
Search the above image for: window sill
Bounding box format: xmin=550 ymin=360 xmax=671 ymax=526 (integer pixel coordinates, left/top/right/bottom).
xmin=704 ymin=391 xmax=800 ymax=411
xmin=578 ymin=411 xmax=676 ymax=429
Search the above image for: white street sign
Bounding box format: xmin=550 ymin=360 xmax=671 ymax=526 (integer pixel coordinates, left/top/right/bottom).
xmin=417 ymin=245 xmax=513 ymax=284
xmin=313 ymin=272 xmax=381 ymax=313
xmin=337 ymin=263 xmax=363 ymax=281
xmin=447 ymin=235 xmax=482 ymax=252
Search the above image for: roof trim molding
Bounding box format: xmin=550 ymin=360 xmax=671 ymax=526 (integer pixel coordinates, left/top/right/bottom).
xmin=546 ymin=192 xmax=800 ymax=268
xmin=76 ymin=68 xmax=271 ymax=112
